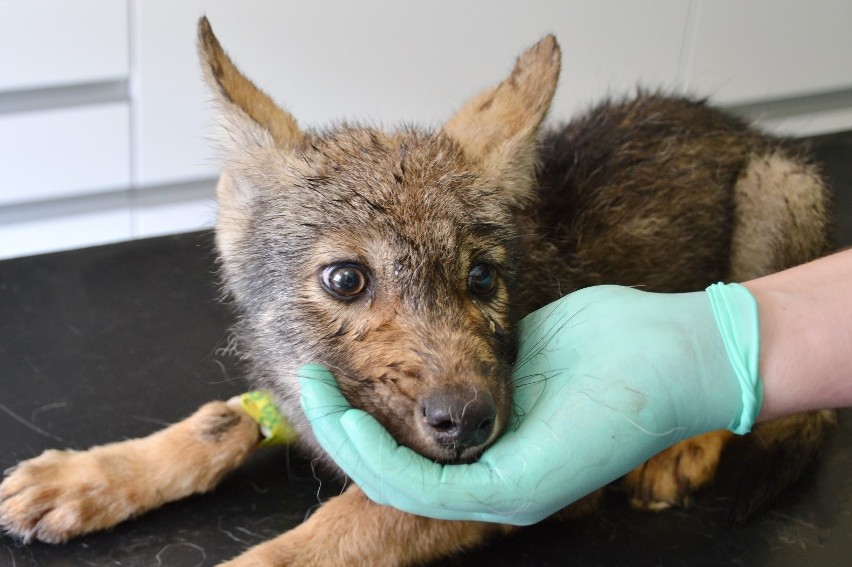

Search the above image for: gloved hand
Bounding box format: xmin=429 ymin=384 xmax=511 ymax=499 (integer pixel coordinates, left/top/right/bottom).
xmin=298 ymin=283 xmax=762 ymax=525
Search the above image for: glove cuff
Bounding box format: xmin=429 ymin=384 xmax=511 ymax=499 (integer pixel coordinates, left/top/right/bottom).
xmin=705 ymin=282 xmax=763 ymax=434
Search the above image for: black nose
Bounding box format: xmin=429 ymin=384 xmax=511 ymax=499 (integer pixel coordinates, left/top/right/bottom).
xmin=421 ymin=386 xmax=497 ymax=450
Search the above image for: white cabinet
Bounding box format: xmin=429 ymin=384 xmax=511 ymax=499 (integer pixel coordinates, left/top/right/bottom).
xmin=0 ymin=0 xmax=128 ymax=92
xmin=131 ymin=0 xmax=691 ymax=187
xmin=0 ymin=104 xmax=130 ymax=206
xmin=128 ymin=0 xmax=852 ymax=189
xmin=688 ymin=0 xmax=852 ymax=103
xmin=0 ymin=200 xmax=132 ymax=260
xmin=0 ymin=0 xmax=132 ymax=258
xmin=1 ymin=1 xmax=851 ymax=259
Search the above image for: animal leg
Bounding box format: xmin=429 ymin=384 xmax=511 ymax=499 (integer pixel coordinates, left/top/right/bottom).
xmin=0 ymin=400 xmax=260 ymax=543
xmin=729 ymin=150 xmax=830 ymax=280
xmin=219 ymin=484 xmax=511 ymax=567
xmin=621 ymin=430 xmax=733 ymax=510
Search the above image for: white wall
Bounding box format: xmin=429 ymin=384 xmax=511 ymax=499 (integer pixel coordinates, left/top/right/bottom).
xmin=2 ymin=0 xmax=851 ymax=259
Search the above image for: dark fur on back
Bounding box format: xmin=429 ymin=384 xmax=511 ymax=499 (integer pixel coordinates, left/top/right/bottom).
xmin=524 ymin=93 xmax=821 ymax=304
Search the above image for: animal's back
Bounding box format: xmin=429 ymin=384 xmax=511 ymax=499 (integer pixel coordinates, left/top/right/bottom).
xmin=525 ymin=93 xmax=829 ymax=303
xmin=524 ymin=93 xmax=834 ymax=517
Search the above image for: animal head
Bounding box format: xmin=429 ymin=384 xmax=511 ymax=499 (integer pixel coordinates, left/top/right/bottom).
xmin=198 ymin=17 xmax=560 ymax=463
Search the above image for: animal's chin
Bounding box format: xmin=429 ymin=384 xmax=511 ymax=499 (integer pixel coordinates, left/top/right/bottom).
xmin=412 ymin=440 xmax=492 ymax=465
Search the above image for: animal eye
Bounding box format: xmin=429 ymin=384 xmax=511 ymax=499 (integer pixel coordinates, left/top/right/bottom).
xmin=321 ymin=264 xmax=369 ymax=300
xmin=468 ymin=263 xmax=498 ymax=298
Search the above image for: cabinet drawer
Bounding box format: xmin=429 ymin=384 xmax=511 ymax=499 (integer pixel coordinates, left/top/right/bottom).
xmin=0 ymin=203 xmax=132 ymax=260
xmin=689 ymin=0 xmax=852 ymax=104
xmin=0 ymin=0 xmax=128 ymax=92
xmin=0 ymin=103 xmax=131 ymax=206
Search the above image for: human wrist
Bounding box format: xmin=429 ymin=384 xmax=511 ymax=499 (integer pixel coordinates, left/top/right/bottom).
xmin=704 ymin=283 xmax=762 ymax=434
xmin=740 ymin=282 xmax=785 ymax=421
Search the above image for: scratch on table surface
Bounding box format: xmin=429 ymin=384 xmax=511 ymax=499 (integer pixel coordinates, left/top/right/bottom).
xmin=243 ymin=480 xmax=270 ymax=495
xmin=769 ymin=510 xmax=818 ymax=530
xmin=65 ymin=322 xmax=83 ymax=336
xmin=3 ymin=544 xmax=17 ymax=567
xmin=234 ymin=526 xmax=266 ymax=540
xmin=218 ymin=526 xmax=252 ymax=545
xmin=132 ymin=415 xmax=172 ymax=428
xmin=776 ymin=525 xmax=809 ymax=550
xmin=22 ymin=354 xmax=45 ymax=380
xmin=217 ymin=515 xmax=273 ymax=547
xmin=771 ymin=511 xmax=820 ymax=552
xmin=154 ymin=542 xmax=207 ymax=567
xmin=30 ymin=401 xmax=68 ymax=421
xmin=0 ymin=400 xmax=65 ymax=443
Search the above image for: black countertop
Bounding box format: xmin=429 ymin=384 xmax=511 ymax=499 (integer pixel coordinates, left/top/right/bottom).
xmin=2 ymin=233 xmax=851 ymax=567
xmin=2 ymin=132 xmax=851 ymax=566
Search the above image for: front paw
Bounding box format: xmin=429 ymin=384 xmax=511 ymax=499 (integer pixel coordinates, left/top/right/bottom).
xmin=622 ymin=430 xmax=732 ymax=511
xmin=0 ymin=448 xmax=138 ymax=543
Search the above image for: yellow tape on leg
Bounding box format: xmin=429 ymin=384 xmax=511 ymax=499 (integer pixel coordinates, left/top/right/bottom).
xmin=237 ymin=391 xmax=299 ymax=447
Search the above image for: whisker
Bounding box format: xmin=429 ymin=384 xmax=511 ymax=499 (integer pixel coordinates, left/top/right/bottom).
xmin=460 ymin=386 xmax=479 ymax=421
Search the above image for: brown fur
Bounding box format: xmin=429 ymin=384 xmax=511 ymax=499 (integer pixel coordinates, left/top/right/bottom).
xmin=0 ymin=17 xmax=835 ymax=566
xmin=0 ymin=402 xmax=259 ymax=543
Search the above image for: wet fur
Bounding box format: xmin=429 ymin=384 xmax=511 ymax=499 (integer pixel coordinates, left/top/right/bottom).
xmin=0 ymin=16 xmax=835 ymax=566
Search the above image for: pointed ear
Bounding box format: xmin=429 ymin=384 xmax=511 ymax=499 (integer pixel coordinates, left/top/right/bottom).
xmin=443 ymin=36 xmax=560 ymax=200
xmin=199 ymin=17 xmax=309 ymax=264
xmin=197 ymin=16 xmax=304 ymax=151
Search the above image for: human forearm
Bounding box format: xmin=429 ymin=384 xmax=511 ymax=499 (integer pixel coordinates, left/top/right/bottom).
xmin=744 ymin=249 xmax=852 ymax=421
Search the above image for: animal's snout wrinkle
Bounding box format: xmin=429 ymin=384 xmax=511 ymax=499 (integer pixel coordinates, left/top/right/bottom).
xmin=421 ymin=385 xmax=497 ymax=450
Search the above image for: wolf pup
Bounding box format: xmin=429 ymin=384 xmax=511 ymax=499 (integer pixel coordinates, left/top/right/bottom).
xmin=0 ymin=16 xmax=835 ymax=567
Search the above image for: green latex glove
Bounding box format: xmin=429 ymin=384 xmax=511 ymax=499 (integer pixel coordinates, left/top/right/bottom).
xmin=298 ymin=283 xmax=762 ymax=525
